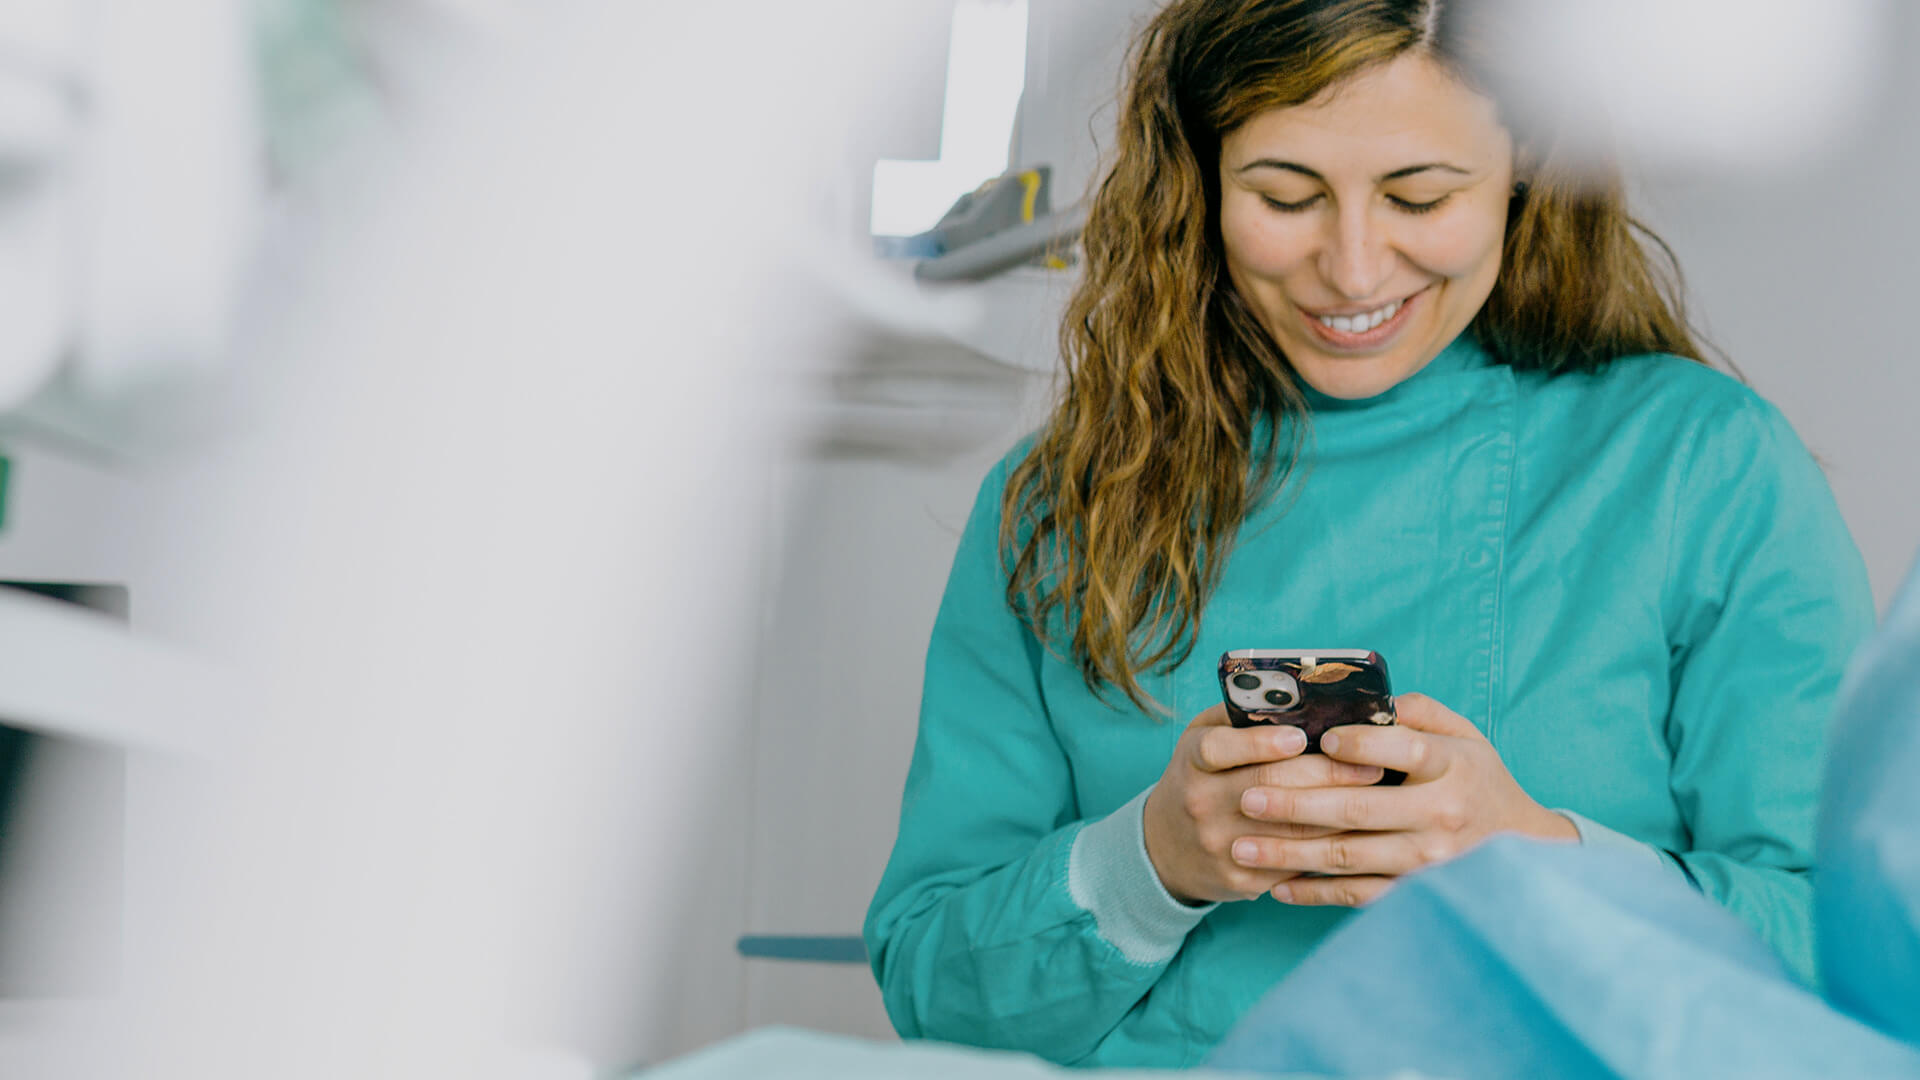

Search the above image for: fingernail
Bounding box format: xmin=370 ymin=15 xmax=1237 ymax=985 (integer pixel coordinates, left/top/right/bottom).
xmin=1271 ymin=883 xmax=1293 ymax=903
xmin=1320 ymin=731 xmax=1341 ymax=754
xmin=1232 ymin=839 xmax=1259 ymax=864
xmin=1274 ymin=727 xmax=1307 ymax=753
xmin=1243 ymin=789 xmax=1268 ymax=816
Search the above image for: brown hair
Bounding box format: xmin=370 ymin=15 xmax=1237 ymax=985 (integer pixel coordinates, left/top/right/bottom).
xmin=1002 ymin=0 xmax=1710 ymax=714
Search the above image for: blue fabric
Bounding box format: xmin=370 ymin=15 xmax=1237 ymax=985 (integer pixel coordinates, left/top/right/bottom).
xmin=1207 ymin=837 xmax=1920 ymax=1078
xmin=1208 ymin=550 xmax=1920 ymax=1079
xmin=1819 ymin=554 xmax=1920 ymax=1046
xmin=638 ymin=1026 xmax=1414 ymax=1080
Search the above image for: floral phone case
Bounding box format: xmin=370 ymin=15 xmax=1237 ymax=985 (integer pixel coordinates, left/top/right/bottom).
xmin=1218 ymin=649 xmax=1405 ymax=786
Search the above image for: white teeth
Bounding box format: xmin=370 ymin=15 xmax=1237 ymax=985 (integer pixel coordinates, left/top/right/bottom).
xmin=1318 ymin=299 xmax=1401 ymax=334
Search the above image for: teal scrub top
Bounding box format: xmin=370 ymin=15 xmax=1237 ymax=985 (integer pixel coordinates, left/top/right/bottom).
xmin=863 ymin=334 xmax=1875 ymax=1068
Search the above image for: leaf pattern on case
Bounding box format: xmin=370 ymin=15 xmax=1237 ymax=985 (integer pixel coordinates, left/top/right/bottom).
xmin=1370 ymin=710 xmax=1394 ymax=725
xmin=1223 ymin=656 xmax=1255 ymax=675
xmin=1299 ymin=662 xmax=1362 ymax=684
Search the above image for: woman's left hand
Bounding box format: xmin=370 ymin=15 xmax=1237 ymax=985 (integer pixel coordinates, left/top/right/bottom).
xmin=1233 ymin=693 xmax=1579 ymax=907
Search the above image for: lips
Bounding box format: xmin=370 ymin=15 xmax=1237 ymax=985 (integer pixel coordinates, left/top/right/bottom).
xmin=1299 ymin=286 xmax=1427 ymax=351
xmin=1314 ymin=298 xmax=1401 ymax=334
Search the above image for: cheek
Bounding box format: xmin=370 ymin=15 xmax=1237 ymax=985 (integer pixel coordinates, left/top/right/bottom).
xmin=1402 ymin=206 xmax=1507 ymax=280
xmin=1220 ymin=199 xmax=1316 ymax=281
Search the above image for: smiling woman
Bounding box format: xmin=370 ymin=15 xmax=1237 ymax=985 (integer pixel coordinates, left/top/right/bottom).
xmin=1218 ymin=53 xmax=1514 ymax=398
xmin=865 ymin=0 xmax=1874 ymax=1068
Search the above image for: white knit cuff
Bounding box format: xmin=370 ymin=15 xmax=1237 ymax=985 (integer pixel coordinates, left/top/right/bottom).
xmin=1554 ymin=808 xmax=1695 ymax=888
xmin=1067 ymin=785 xmax=1216 ymax=965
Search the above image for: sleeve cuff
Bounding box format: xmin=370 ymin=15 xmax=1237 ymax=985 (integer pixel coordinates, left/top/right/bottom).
xmin=1554 ymin=808 xmax=1698 ymax=890
xmin=1067 ymin=785 xmax=1216 ymax=965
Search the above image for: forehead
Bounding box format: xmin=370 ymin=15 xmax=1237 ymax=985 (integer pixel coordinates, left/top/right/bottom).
xmin=1221 ymin=53 xmax=1509 ymax=173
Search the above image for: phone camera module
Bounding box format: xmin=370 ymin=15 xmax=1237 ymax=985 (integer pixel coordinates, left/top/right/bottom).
xmin=1225 ymin=667 xmax=1302 ymax=714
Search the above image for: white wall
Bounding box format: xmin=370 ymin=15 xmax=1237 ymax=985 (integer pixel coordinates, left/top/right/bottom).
xmin=1634 ymin=2 xmax=1920 ymax=612
xmin=739 ymin=438 xmax=1046 ymax=1041
xmin=722 ymin=0 xmax=1146 ymax=1046
xmin=1015 ymin=0 xmax=1167 ymax=206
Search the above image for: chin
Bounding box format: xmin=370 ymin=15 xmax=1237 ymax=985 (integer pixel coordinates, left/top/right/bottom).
xmin=1293 ymin=360 xmax=1409 ymax=401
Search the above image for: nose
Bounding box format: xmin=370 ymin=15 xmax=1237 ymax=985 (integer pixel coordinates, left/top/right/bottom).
xmin=1316 ymin=201 xmax=1396 ymax=302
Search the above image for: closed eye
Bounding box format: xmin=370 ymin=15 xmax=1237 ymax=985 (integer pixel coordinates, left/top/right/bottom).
xmin=1388 ymin=194 xmax=1452 ymax=214
xmin=1262 ymin=193 xmax=1453 ymax=214
xmin=1261 ymin=194 xmax=1323 ymax=213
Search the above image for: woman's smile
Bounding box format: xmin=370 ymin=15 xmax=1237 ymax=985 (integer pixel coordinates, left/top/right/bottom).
xmin=1297 ymin=284 xmax=1430 ymax=354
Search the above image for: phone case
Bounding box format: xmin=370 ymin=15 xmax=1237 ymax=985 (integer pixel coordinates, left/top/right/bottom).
xmin=1219 ymin=649 xmax=1404 ymax=785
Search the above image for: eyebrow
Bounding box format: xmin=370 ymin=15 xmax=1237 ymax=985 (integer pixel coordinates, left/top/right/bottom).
xmin=1236 ymin=159 xmax=1473 ymax=182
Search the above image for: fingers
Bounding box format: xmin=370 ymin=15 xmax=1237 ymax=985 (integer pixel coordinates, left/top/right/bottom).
xmin=1190 ymin=718 xmax=1308 ymax=773
xmin=1317 ymin=724 xmax=1443 ymax=780
xmin=1244 ymin=820 xmax=1345 ymax=842
xmin=1244 ymin=753 xmax=1384 ymax=789
xmin=1388 ymin=693 xmax=1483 ymax=738
xmin=1321 ymin=695 xmax=1481 ymax=782
xmin=1270 ymin=875 xmax=1395 ymax=908
xmin=1230 ymin=829 xmax=1444 ymax=877
xmin=1239 ymin=783 xmax=1436 ymax=832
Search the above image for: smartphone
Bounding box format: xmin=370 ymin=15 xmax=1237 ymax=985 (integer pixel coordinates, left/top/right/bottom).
xmin=1218 ymin=649 xmax=1405 ymax=786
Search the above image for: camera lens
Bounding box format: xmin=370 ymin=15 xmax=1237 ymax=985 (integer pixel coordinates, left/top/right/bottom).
xmin=1265 ymin=689 xmax=1295 ymax=707
xmin=1232 ymin=673 xmax=1261 ymax=691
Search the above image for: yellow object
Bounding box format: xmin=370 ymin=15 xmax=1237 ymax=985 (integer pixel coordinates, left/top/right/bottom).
xmin=1018 ymin=169 xmax=1043 ymax=224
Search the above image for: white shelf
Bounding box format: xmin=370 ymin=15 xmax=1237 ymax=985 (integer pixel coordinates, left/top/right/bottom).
xmin=790 ymin=247 xmax=1074 ymax=455
xmin=0 ymin=586 xmax=234 ymax=758
xmin=811 ymin=246 xmax=1076 ymax=376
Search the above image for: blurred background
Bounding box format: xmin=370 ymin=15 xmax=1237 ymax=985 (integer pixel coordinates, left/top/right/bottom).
xmin=0 ymin=0 xmax=1912 ymax=1075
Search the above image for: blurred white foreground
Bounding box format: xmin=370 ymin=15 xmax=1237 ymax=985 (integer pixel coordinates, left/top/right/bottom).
xmin=3 ymin=2 xmax=882 ymax=1076
xmin=1473 ymin=0 xmax=1888 ymax=174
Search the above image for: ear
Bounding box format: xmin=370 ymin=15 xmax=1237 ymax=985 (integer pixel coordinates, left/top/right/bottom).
xmin=1508 ymin=141 xmax=1540 ymax=194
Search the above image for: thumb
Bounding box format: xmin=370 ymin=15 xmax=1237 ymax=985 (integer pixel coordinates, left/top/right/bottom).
xmin=1391 ymin=693 xmax=1484 ymax=739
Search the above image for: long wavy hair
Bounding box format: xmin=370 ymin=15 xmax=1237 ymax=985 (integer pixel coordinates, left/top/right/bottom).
xmin=1002 ymin=0 xmax=1712 ymax=715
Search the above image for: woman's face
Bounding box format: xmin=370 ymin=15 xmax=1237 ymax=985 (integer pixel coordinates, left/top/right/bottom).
xmin=1218 ymin=53 xmax=1515 ymax=400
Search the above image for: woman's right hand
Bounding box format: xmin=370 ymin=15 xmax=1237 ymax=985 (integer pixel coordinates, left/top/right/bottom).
xmin=1142 ymin=704 xmax=1385 ymax=904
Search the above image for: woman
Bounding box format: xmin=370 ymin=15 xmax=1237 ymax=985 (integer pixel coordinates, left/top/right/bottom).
xmin=864 ymin=0 xmax=1874 ymax=1067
